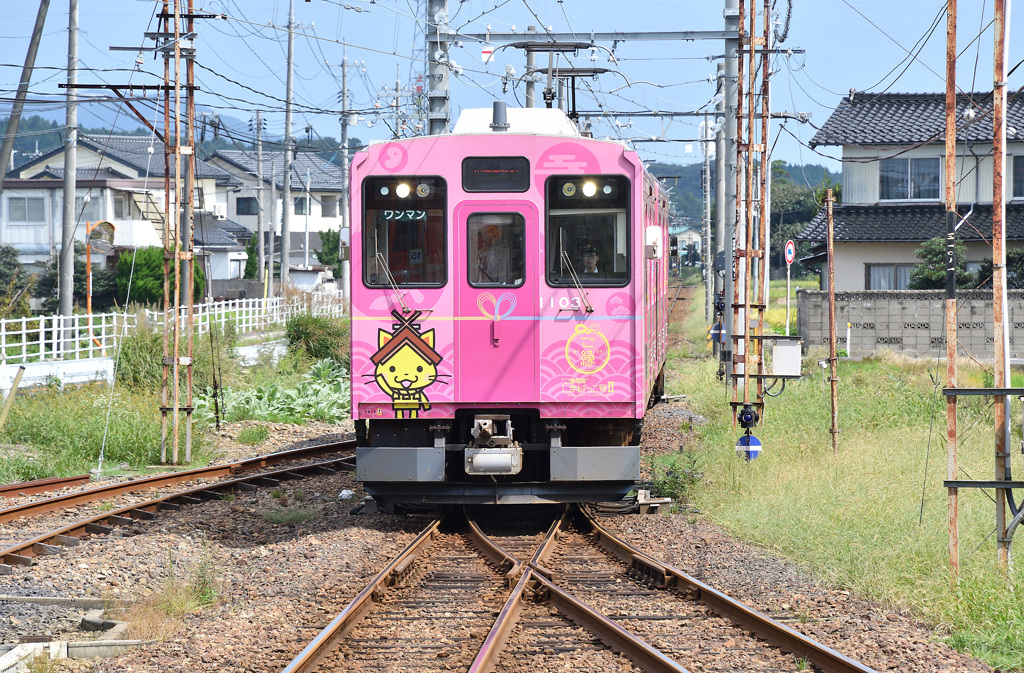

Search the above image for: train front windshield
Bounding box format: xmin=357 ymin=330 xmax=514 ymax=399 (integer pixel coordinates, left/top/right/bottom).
xmin=362 ymin=176 xmax=447 ymax=287
xmin=545 ymin=175 xmax=630 ymax=287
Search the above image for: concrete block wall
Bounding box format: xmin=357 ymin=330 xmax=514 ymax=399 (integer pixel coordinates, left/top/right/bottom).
xmin=797 ymin=289 xmax=1024 ymax=358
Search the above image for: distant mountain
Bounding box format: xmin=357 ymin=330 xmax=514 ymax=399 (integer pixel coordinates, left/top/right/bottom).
xmin=647 ymin=160 xmax=840 ymax=227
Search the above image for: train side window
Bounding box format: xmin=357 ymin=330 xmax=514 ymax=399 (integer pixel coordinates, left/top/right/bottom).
xmin=467 ymin=213 xmax=525 ymax=287
xmin=362 ymin=176 xmax=447 ymax=287
xmin=545 ymin=175 xmax=630 ymax=287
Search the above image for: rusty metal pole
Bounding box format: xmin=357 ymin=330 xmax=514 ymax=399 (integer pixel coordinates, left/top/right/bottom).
xmin=159 ymin=1 xmax=171 ymax=465
xmin=170 ymin=1 xmax=183 ymax=465
xmin=944 ymin=0 xmax=960 ymax=575
xmin=756 ymin=0 xmax=771 ymax=406
xmin=742 ymin=0 xmax=757 ymax=410
xmin=993 ymin=0 xmax=1010 ymax=567
xmin=826 ymin=189 xmax=839 ymax=454
xmin=184 ymin=0 xmax=196 ymax=464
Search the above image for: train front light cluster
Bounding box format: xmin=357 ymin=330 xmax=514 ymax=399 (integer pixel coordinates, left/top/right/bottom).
xmin=380 ymin=182 xmax=433 ymax=198
xmin=560 ymin=179 xmax=616 ymax=198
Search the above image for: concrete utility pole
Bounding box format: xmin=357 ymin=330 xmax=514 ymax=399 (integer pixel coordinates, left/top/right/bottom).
xmin=255 ymin=110 xmax=265 ymax=284
xmin=714 ymin=63 xmax=726 ymax=310
xmin=427 ymin=0 xmax=449 ymax=134
xmin=340 ymin=58 xmax=351 ymax=313
xmin=525 ymin=26 xmax=537 ymax=107
xmin=281 ymin=0 xmax=295 ymax=290
xmin=59 ymin=0 xmax=78 ymax=326
xmin=269 ymin=161 xmax=276 ymax=298
xmin=0 ymin=0 xmax=50 ymax=195
xmin=722 ymin=0 xmax=739 ymax=380
xmin=702 ymin=113 xmax=713 ymax=322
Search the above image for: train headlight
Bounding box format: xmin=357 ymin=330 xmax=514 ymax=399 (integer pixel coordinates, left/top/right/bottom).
xmin=416 ymin=183 xmax=431 ymax=197
xmin=395 ymin=183 xmax=411 ymax=198
xmin=562 ymin=182 xmax=576 ymax=197
xmin=582 ymin=181 xmax=597 ymax=197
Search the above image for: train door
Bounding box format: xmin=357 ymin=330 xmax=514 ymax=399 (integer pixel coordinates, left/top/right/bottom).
xmin=455 ymin=202 xmax=538 ymax=402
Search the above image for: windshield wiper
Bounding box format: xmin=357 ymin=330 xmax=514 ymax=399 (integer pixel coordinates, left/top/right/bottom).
xmin=375 ymin=252 xmax=411 ymax=313
xmin=560 ymin=250 xmax=594 ymax=313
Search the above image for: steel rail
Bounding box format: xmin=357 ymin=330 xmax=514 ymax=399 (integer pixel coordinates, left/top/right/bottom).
xmin=0 ymin=439 xmax=355 ymax=524
xmin=0 ymin=455 xmax=355 ymax=572
xmin=465 ymin=510 xmax=688 ymax=673
xmin=0 ymin=474 xmax=90 ymax=498
xmin=577 ymin=506 xmax=878 ymax=673
xmin=279 ymin=516 xmax=444 ymax=673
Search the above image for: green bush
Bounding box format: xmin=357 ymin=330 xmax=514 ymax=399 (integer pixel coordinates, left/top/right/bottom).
xmin=115 ymin=323 xmax=237 ymax=394
xmin=285 ymin=314 xmax=349 ymax=365
xmin=117 ymin=247 xmax=206 ymax=306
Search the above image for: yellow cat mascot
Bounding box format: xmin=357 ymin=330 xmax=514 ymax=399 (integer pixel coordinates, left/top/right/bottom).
xmin=370 ymin=310 xmax=443 ymax=418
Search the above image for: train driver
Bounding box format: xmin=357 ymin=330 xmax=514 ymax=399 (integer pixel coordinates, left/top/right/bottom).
xmin=581 ymin=245 xmax=600 ymax=274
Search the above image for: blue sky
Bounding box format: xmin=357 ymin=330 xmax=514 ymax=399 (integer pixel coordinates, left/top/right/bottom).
xmin=1 ymin=1 xmax=1018 ymax=173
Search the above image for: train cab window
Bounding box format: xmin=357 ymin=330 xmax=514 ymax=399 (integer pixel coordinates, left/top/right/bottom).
xmin=545 ymin=175 xmax=630 ymax=287
xmin=362 ymin=177 xmax=446 ymax=287
xmin=468 ymin=213 xmax=525 ymax=287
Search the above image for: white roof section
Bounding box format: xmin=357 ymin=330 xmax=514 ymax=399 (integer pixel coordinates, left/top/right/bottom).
xmin=452 ymin=107 xmax=580 ymax=136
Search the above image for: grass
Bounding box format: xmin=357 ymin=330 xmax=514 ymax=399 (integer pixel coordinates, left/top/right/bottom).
xmin=667 ymin=293 xmax=1024 ymax=671
xmin=0 ymin=386 xmax=210 ymax=482
xmin=112 ymin=543 xmax=220 ymax=640
xmin=259 ymin=504 xmax=321 ymax=525
xmin=237 ymin=424 xmax=270 ymax=445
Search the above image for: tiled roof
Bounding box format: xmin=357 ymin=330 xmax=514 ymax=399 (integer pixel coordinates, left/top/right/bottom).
xmin=810 ymin=93 xmax=1024 ymax=147
xmin=193 ymin=212 xmax=246 ymax=248
xmin=796 ymin=203 xmax=1024 ymax=243
xmin=29 ymin=165 xmax=132 ymax=180
xmin=212 ymin=150 xmax=346 ymax=191
xmin=78 ymin=134 xmax=237 ymax=183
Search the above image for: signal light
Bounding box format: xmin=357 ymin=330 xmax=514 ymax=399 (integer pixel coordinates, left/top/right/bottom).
xmin=562 ymin=182 xmax=576 ymax=197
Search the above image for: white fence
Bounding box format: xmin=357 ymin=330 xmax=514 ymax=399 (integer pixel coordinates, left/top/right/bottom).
xmin=0 ymin=294 xmax=345 ymax=365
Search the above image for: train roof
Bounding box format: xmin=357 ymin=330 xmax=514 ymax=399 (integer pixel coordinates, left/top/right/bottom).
xmin=451 ymin=107 xmax=580 ymax=136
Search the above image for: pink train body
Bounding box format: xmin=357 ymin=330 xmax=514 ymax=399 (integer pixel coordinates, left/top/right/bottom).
xmin=350 ymin=107 xmax=669 ymax=508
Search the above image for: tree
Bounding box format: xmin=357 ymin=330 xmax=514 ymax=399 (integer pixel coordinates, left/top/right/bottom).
xmin=315 ymin=228 xmax=340 ymax=268
xmin=908 ymin=237 xmax=974 ymax=289
xmin=116 ymin=247 xmax=205 ymax=306
xmin=769 ymin=161 xmax=822 ymax=275
xmin=32 ymin=242 xmax=118 ymax=313
xmin=243 ymin=235 xmax=259 ymax=279
xmin=976 ymin=250 xmax=1024 ymax=290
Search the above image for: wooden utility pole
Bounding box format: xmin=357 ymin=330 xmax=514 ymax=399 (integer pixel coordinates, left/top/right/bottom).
xmin=993 ymin=0 xmax=1010 ymax=567
xmin=826 ymin=189 xmax=839 ymax=455
xmin=944 ymin=0 xmax=960 ymax=575
xmin=0 ymin=0 xmax=50 ymax=194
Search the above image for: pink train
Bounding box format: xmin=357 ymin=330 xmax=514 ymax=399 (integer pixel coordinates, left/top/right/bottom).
xmin=350 ymin=104 xmax=669 ymax=509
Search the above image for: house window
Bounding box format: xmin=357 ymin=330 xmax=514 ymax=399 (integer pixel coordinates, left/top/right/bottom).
xmin=7 ymin=196 xmax=45 ymax=223
xmin=879 ymin=157 xmax=940 ymax=200
xmin=294 ymin=196 xmax=309 ymax=216
xmin=113 ymin=195 xmax=129 ymax=220
xmin=74 ymin=195 xmax=101 ymax=222
xmin=236 ymin=196 xmax=259 ymax=216
xmin=866 ymin=263 xmax=914 ymax=290
xmin=321 ymin=196 xmax=338 ymax=218
xmin=1013 ymin=155 xmax=1024 ymax=199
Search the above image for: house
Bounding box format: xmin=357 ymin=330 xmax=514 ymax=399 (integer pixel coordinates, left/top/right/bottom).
xmin=207 ymin=149 xmax=345 ymax=235
xmin=1 ymin=133 xmax=238 ymax=272
xmin=796 ymin=93 xmax=1024 ymax=291
xmin=194 ymin=211 xmax=251 ymax=282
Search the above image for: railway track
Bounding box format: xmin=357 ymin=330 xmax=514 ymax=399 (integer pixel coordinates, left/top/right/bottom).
xmin=0 ymin=439 xmax=356 ymax=573
xmin=281 ymin=505 xmax=876 ymax=673
xmin=0 ymin=474 xmax=90 ymax=499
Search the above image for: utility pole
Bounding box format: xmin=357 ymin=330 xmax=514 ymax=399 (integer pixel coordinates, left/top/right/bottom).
xmin=0 ymin=0 xmax=50 ymax=195
xmin=525 ymin=26 xmax=537 ymax=108
xmin=269 ymin=161 xmax=276 ymax=298
xmin=59 ymin=0 xmax=78 ymax=332
xmin=943 ymin=0 xmax=959 ymax=575
xmin=427 ymin=0 xmax=449 ymax=134
xmin=714 ymin=63 xmax=726 ymax=319
xmin=702 ymin=113 xmax=713 ymax=322
xmin=723 ymin=0 xmax=739 ymax=381
xmin=340 ymin=58 xmax=351 ymax=313
xmin=255 ymin=110 xmax=265 ymax=285
xmin=304 ymin=166 xmax=310 ymax=268
xmin=992 ymin=0 xmax=1010 ymax=568
xmin=281 ymin=0 xmax=295 ymax=290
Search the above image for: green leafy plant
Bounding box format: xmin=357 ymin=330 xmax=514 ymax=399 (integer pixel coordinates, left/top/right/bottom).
xmin=285 ymin=314 xmax=349 ymax=365
xmin=259 ymin=505 xmax=321 ymax=525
